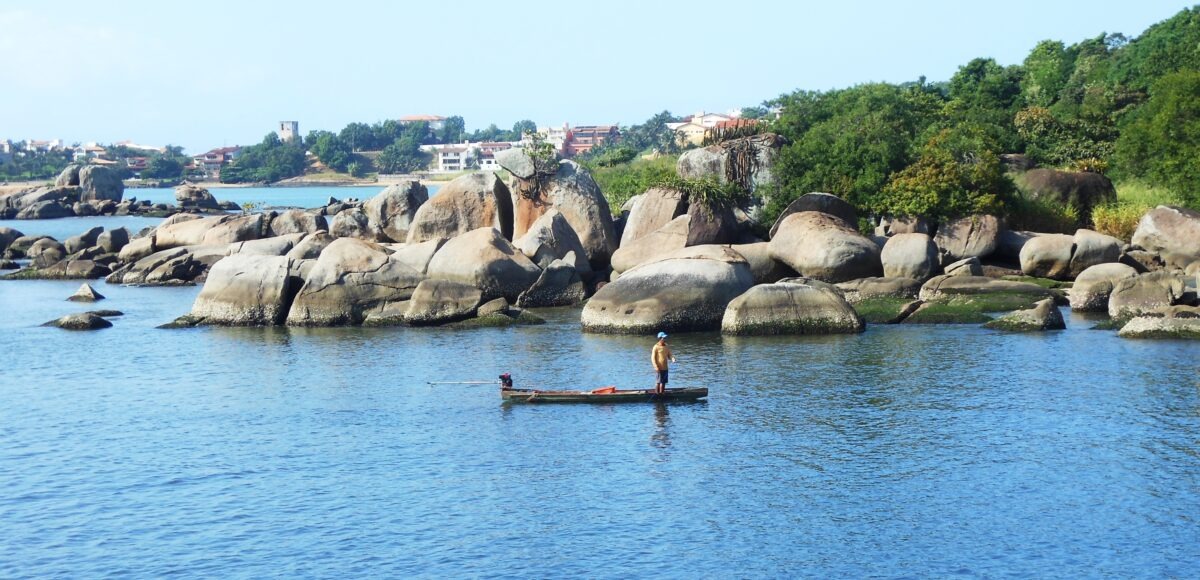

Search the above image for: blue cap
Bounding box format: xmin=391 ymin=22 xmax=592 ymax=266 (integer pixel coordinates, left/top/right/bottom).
xmin=657 ymin=332 xmax=668 ymax=339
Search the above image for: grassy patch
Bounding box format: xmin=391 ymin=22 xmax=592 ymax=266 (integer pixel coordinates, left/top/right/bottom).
xmin=585 ymin=155 xmax=678 ymax=215
xmin=852 ymin=297 xmax=916 ymax=324
xmin=1091 ymin=180 xmax=1189 ymax=240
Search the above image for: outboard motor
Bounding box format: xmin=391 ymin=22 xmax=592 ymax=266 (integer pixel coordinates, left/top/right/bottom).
xmin=499 ymin=373 xmax=513 ymax=389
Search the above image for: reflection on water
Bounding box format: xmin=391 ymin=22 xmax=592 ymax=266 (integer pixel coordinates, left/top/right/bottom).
xmin=1 ymin=279 xmax=1199 ymax=577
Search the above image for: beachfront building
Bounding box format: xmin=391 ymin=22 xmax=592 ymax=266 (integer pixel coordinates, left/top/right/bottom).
xmin=114 ymin=140 xmax=167 ymax=154
xmin=26 ymin=139 xmax=66 ymax=153
xmin=398 ymin=115 xmax=447 ymax=131
xmin=277 ymin=121 xmax=300 ymax=143
xmin=191 ymin=146 xmax=242 ymax=179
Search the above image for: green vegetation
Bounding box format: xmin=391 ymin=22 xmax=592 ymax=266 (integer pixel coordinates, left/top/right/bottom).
xmin=760 ymin=6 xmax=1200 ymax=228
xmin=649 ymin=175 xmax=752 ymax=210
xmin=219 ymin=133 xmax=307 ymax=184
xmin=585 ymin=155 xmax=678 ymax=213
xmin=851 ymin=297 xmax=917 ymax=324
xmin=902 ymin=301 xmax=994 ymax=324
xmin=999 ymin=276 xmax=1072 ymax=289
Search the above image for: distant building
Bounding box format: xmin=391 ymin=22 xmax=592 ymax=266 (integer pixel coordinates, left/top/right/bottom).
xmin=478 ymin=142 xmax=513 ymax=171
xmin=192 ymin=146 xmax=242 ymax=179
xmin=113 ymin=140 xmax=167 ymax=154
xmin=667 ymin=111 xmax=736 ymax=146
xmin=27 ymin=139 xmax=65 ymax=153
xmin=277 ymin=121 xmax=300 ymax=143
xmin=126 ymin=157 xmax=150 ymax=175
xmin=398 ymin=115 xmax=447 ymax=131
xmin=565 ymin=125 xmax=619 ymax=157
xmin=72 ymin=142 xmax=107 ymax=161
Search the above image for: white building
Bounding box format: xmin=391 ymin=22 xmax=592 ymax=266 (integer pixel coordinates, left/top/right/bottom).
xmin=399 ymin=115 xmax=447 ymax=131
xmin=277 ymin=121 xmax=300 ymax=142
xmin=420 ymin=142 xmax=480 ymax=172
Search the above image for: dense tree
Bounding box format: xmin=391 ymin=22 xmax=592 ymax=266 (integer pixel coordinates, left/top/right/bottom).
xmin=310 ymin=132 xmax=352 ymax=171
xmin=141 ymin=155 xmax=184 ymax=179
xmin=1113 ymin=70 xmax=1200 ymax=204
xmin=437 ymin=116 xmax=466 ymax=144
xmin=739 ymin=106 xmax=769 ymax=120
xmin=339 ymin=122 xmax=376 ymax=151
xmin=376 ymin=131 xmax=428 ymax=174
xmin=220 ymin=133 xmax=306 ymax=183
xmin=512 ymin=119 xmax=537 ymax=138
xmin=878 ymin=125 xmax=1010 ymax=220
xmin=1021 ymin=40 xmax=1074 ymax=107
xmin=1109 ymin=7 xmax=1200 ymax=92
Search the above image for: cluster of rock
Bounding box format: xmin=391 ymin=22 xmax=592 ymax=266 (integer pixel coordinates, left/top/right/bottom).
xmin=7 ymin=136 xmax=1199 ymax=340
xmin=0 ymin=166 xmax=243 ymax=220
xmin=160 ymin=151 xmax=615 ymax=328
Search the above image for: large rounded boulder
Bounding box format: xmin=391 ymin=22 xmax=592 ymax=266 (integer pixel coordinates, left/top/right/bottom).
xmin=1070 ymin=262 xmax=1138 ymax=312
xmin=619 ymin=187 xmax=687 ymax=247
xmin=78 ymin=165 xmax=124 ymax=203
xmin=610 ymin=215 xmax=691 ymax=273
xmin=1070 ymin=229 xmax=1121 ymax=277
xmin=175 ymin=183 xmax=220 ymax=210
xmin=721 ymin=282 xmax=864 ymax=335
xmin=362 ymin=181 xmax=428 ymax=243
xmin=582 ymin=245 xmax=755 ymax=334
xmin=407 ymin=172 xmax=512 ymax=244
xmin=1108 ymin=272 xmax=1187 ymax=320
xmin=425 ymin=228 xmax=542 ymax=302
xmin=1131 ymin=206 xmax=1200 ymax=269
xmin=933 ymin=214 xmax=1002 ymax=263
xmin=1018 ymin=169 xmax=1116 ymax=218
xmin=513 ymin=209 xmax=591 ymax=273
xmin=881 ymin=233 xmax=938 ymax=280
xmin=768 ymin=211 xmax=882 ymax=283
xmin=510 ymin=160 xmax=617 ymax=267
xmin=1019 ymin=234 xmax=1075 ymax=280
xmin=286 ymin=238 xmax=424 ymax=326
xmin=768 ymin=192 xmax=858 ymax=238
xmin=268 ymin=210 xmax=329 ymax=237
xmin=185 ymin=255 xmax=296 ymax=326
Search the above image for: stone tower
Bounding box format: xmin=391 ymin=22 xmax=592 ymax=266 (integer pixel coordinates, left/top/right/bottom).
xmin=277 ymin=121 xmax=299 ymax=142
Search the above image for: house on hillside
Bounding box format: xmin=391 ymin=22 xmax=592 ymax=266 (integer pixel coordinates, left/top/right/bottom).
xmin=72 ymin=143 xmax=108 ymax=161
xmin=398 ymin=115 xmax=447 ymax=131
xmin=192 ymin=146 xmax=242 ymax=179
xmin=478 ymin=142 xmax=513 ymax=171
xmin=27 ymin=139 xmax=65 ymax=153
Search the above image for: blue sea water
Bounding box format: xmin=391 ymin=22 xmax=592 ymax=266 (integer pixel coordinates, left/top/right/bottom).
xmin=0 ymin=279 xmax=1198 ymax=577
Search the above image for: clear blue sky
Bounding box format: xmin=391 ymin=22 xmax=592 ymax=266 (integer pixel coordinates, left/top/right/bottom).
xmin=0 ymin=0 xmax=1191 ymax=153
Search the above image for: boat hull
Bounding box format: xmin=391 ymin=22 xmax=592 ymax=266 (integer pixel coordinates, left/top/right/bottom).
xmin=501 ymin=387 xmax=708 ymax=404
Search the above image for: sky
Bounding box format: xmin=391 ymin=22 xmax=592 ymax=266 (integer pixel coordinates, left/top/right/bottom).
xmin=0 ymin=0 xmax=1192 ymax=153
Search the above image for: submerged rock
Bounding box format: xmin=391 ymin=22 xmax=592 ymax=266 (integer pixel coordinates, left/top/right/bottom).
xmin=984 ymin=298 xmax=1066 ymax=331
xmin=42 ymin=312 xmax=112 ymax=330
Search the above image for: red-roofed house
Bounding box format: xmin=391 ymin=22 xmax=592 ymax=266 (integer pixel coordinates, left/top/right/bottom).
xmin=192 ymin=146 xmax=242 ymax=179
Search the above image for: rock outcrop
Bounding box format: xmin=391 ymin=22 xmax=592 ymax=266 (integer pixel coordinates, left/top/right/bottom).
xmin=1131 ymin=206 xmax=1200 ymax=269
xmin=42 ymin=312 xmax=112 ymax=330
xmin=362 ymin=181 xmax=428 ymax=242
xmin=619 ymin=187 xmax=687 ymax=247
xmin=1018 ymin=169 xmax=1116 ymax=218
xmin=403 ymin=279 xmax=482 ymax=326
xmin=67 ymin=282 xmax=105 ymax=302
xmin=881 ymin=233 xmax=938 ymax=280
xmin=269 ymin=210 xmax=329 ymax=237
xmin=933 ymin=215 xmax=1002 ymax=263
xmin=582 ymin=245 xmax=755 ymax=334
xmin=721 ymin=282 xmax=865 ymax=335
xmin=1107 ymin=272 xmax=1186 ymax=320
xmin=516 ymin=257 xmax=587 ymax=308
xmin=1118 ymin=305 xmax=1200 ymax=339
xmin=1019 ymin=233 xmax=1075 ymax=280
xmin=769 ymin=211 xmax=882 ymax=282
xmin=984 ymin=298 xmax=1066 ymax=331
xmin=1069 ymin=229 xmax=1122 ymax=277
xmin=175 ymin=183 xmax=220 ymax=210
xmin=78 ymin=165 xmax=124 ymax=203
xmin=768 ymin=192 xmax=858 ymax=238
xmin=513 ymin=209 xmax=591 ymax=273
xmin=407 ymin=172 xmax=512 ymax=243
xmin=510 ymin=160 xmax=616 ymax=267
xmin=184 ymin=255 xmax=297 ymax=325
xmin=425 ymin=228 xmax=541 ymax=302
xmin=676 ymin=133 xmax=784 ymax=196
xmin=286 ymin=238 xmax=423 ymax=326
xmin=1069 ymin=263 xmax=1139 ymax=312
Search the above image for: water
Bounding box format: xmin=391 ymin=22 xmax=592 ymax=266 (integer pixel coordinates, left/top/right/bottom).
xmin=0 ymin=185 xmax=439 ymax=240
xmin=1 ymin=279 xmax=1198 ymax=577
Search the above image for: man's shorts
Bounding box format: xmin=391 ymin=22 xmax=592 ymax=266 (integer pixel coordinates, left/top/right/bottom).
xmin=656 ymin=369 xmax=669 ymax=385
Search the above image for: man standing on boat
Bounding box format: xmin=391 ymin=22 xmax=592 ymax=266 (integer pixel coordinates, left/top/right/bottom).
xmin=652 ymin=332 xmax=676 ymax=395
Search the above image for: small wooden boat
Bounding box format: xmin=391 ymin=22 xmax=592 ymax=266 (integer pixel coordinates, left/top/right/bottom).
xmin=501 ymin=386 xmax=709 ymax=404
